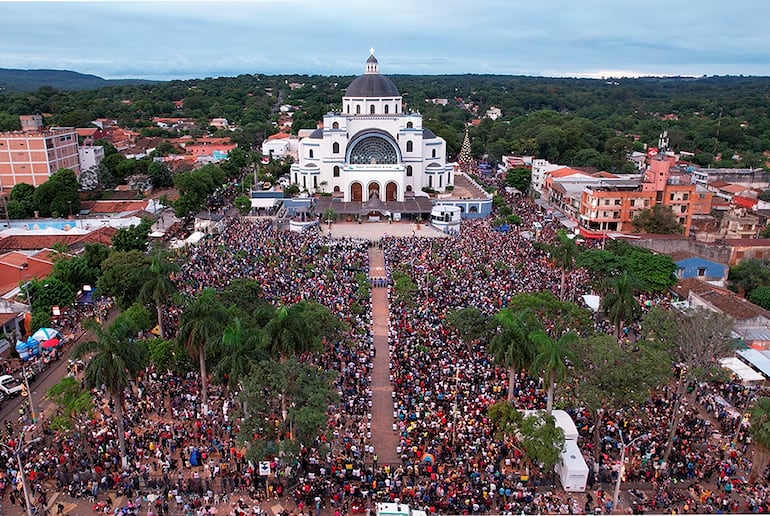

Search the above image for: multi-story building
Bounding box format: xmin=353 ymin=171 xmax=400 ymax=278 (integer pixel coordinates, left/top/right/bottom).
xmin=577 ymin=154 xmax=696 ymax=237
xmin=0 ymin=127 xmax=80 ymax=189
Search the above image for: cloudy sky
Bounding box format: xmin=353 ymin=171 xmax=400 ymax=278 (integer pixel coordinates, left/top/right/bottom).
xmin=1 ymin=0 xmax=769 ymax=81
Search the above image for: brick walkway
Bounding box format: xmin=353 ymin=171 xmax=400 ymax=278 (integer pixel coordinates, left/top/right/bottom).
xmin=368 ymin=246 xmax=400 ymax=465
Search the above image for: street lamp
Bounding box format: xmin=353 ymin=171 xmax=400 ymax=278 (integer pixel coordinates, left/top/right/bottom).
xmin=21 ymin=281 xmax=33 ymax=311
xmin=612 ymin=430 xmax=649 ymax=514
xmin=0 ymin=431 xmax=36 ymax=516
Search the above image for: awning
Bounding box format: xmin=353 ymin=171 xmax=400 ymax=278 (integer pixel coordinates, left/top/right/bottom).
xmin=720 ymin=357 xmax=765 ymax=383
xmin=737 ymin=349 xmax=770 ymax=379
xmin=250 ymin=198 xmax=279 ymax=209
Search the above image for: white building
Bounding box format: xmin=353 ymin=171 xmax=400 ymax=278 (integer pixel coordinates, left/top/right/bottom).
xmin=290 ymin=51 xmax=454 ymax=214
xmin=78 ymin=145 xmax=105 ymax=173
xmin=531 ymin=158 xmax=564 ymax=196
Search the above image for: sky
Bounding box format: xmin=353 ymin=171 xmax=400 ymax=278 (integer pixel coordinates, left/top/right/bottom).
xmin=1 ymin=0 xmax=769 ymax=81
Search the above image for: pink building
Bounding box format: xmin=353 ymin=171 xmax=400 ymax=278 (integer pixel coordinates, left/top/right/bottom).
xmin=0 ymin=128 xmax=80 ymax=189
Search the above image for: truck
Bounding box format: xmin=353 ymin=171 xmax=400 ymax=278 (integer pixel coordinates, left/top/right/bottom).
xmin=376 ymin=502 xmax=428 ymax=516
xmin=0 ymin=374 xmax=24 ymax=397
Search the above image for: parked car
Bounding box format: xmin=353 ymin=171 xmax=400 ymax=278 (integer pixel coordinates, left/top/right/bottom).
xmin=0 ymin=374 xmax=24 ymax=397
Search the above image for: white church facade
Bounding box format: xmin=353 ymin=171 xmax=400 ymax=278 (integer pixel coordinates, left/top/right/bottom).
xmin=290 ymin=51 xmax=454 ymax=217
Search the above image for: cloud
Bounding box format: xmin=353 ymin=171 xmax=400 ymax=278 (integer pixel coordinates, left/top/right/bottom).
xmin=1 ymin=0 xmax=769 ymax=80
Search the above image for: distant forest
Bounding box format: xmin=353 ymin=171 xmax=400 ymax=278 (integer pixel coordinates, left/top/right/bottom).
xmin=1 ymin=70 xmax=769 ymax=173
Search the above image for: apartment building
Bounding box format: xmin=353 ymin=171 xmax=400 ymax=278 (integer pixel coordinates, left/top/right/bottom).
xmin=0 ymin=128 xmax=80 ymax=189
xmin=574 ymin=154 xmax=696 ymax=237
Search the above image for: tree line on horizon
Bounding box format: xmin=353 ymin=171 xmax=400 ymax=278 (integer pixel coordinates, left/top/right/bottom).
xmin=1 ymin=73 xmax=769 ymax=174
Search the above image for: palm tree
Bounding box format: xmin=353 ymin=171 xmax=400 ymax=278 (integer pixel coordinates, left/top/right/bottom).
xmin=213 ymin=316 xmax=267 ymax=394
xmin=137 ymin=251 xmax=179 ymax=339
xmin=600 ymin=271 xmax=641 ymax=339
xmin=263 ymin=304 xmax=317 ymax=362
xmin=530 ymin=329 xmax=579 ymax=415
xmin=551 ymin=229 xmax=582 ymax=301
xmin=72 ymin=316 xmax=148 ymax=468
xmin=178 ymin=288 xmax=229 ymax=407
xmin=263 ymin=303 xmax=318 ymax=425
xmin=488 ymin=308 xmax=541 ymax=402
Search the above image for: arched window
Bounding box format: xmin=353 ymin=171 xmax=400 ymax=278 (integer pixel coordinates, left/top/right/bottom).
xmin=469 ymin=206 xmax=478 ymax=213
xmin=332 ymin=121 xmax=339 ymax=129
xmin=406 ymin=141 xmax=413 ymax=152
xmin=384 ymin=105 xmax=389 ymax=114
xmin=406 ymin=121 xmax=413 ymax=129
xmin=346 ymin=105 xmax=350 ymax=114
xmin=370 ymin=105 xmax=375 ymax=114
xmin=356 ymin=105 xmax=361 ymax=114
xmin=349 ymin=136 xmax=398 ymax=164
xmin=333 ymin=166 xmax=340 ymax=178
xmin=313 ymin=176 xmax=317 ymax=188
xmin=332 ymin=142 xmax=340 ymax=154
xmin=432 ymin=149 xmax=437 ymax=158
xmin=406 ymin=165 xmax=413 ymax=177
xmin=309 ymin=149 xmax=314 ymax=158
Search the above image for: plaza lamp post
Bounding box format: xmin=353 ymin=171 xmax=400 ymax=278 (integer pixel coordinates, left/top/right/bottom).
xmin=612 ymin=430 xmax=649 ymax=514
xmin=0 ymin=431 xmax=36 ymax=516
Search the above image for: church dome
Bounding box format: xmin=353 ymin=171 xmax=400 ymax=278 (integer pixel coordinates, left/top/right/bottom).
xmin=345 ymin=51 xmax=399 ymax=97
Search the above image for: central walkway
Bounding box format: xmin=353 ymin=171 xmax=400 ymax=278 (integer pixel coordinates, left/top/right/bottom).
xmin=368 ymin=246 xmax=400 ymax=465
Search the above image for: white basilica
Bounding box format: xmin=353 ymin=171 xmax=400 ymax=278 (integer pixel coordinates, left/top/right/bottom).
xmin=290 ymin=51 xmax=455 ymax=217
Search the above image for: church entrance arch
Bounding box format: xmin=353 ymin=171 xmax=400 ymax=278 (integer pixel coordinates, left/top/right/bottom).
xmin=367 ymin=182 xmax=380 ymax=200
xmin=351 ymin=182 xmax=363 ymax=202
xmin=385 ymin=182 xmax=397 ymax=202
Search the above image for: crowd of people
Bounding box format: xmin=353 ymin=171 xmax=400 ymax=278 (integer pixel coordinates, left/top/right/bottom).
xmin=2 ymin=190 xmax=770 ymax=515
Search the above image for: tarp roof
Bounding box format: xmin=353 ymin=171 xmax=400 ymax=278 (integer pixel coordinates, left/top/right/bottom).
xmin=720 ymin=356 xmax=765 ymax=383
xmin=737 ymin=349 xmax=770 ymax=379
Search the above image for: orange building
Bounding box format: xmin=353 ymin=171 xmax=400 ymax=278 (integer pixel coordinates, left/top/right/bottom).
xmin=578 ymin=154 xmax=696 ymax=237
xmin=0 ymin=128 xmax=80 ymax=189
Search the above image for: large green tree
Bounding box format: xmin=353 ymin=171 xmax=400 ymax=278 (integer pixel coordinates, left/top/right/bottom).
xmin=112 ymin=218 xmax=154 ymax=252
xmin=550 ymin=229 xmax=582 ymax=301
xmin=729 ymin=258 xmax=770 ymax=297
xmin=643 ymin=307 xmax=735 ymax=463
xmin=72 ymin=315 xmax=148 ymax=468
xmin=749 ymin=397 xmax=770 ymax=481
xmin=177 ymin=288 xmax=229 ymax=407
xmin=212 ymin=316 xmax=267 ymax=393
xmin=32 ymin=168 xmax=81 ymax=217
xmin=569 ymin=333 xmax=670 ymax=462
xmin=530 ymin=329 xmax=579 ymax=415
xmin=631 ymin=205 xmax=684 ymax=234
xmin=238 ymin=357 xmax=338 ymax=461
xmin=488 ymin=308 xmax=542 ymax=401
xmin=600 ymin=271 xmax=642 ymax=338
xmin=137 ymin=251 xmax=179 ymax=339
xmin=97 ymin=250 xmax=151 ymax=309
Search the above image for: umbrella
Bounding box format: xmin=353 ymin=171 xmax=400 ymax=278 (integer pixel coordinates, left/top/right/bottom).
xmin=42 ymin=338 xmax=60 ymax=349
xmin=32 ymin=328 xmax=60 ymax=342
xmin=422 ymin=453 xmax=435 ymax=463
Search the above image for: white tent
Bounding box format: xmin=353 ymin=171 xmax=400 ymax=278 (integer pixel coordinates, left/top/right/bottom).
xmin=582 ymin=294 xmax=601 ymax=313
xmin=555 ymin=439 xmax=589 ymax=492
xmin=521 ymin=410 xmax=580 ymax=441
xmin=720 ymin=357 xmax=765 ymax=384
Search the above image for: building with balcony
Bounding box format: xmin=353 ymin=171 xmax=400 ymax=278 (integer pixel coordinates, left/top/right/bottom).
xmin=0 ymin=127 xmax=80 ymax=189
xmin=577 ymin=153 xmax=696 ymax=237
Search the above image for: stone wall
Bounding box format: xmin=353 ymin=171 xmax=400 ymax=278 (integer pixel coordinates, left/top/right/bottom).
xmin=629 ymin=237 xmax=731 ymax=264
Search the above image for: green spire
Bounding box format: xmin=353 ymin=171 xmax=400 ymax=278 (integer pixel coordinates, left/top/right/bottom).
xmin=459 ymin=128 xmax=473 ymax=173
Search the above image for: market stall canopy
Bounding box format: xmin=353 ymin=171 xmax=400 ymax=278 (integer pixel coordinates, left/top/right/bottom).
xmin=32 ymin=327 xmax=61 ymax=342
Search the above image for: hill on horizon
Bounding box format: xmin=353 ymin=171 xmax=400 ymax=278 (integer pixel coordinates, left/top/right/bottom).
xmin=0 ymin=68 xmax=157 ymax=92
